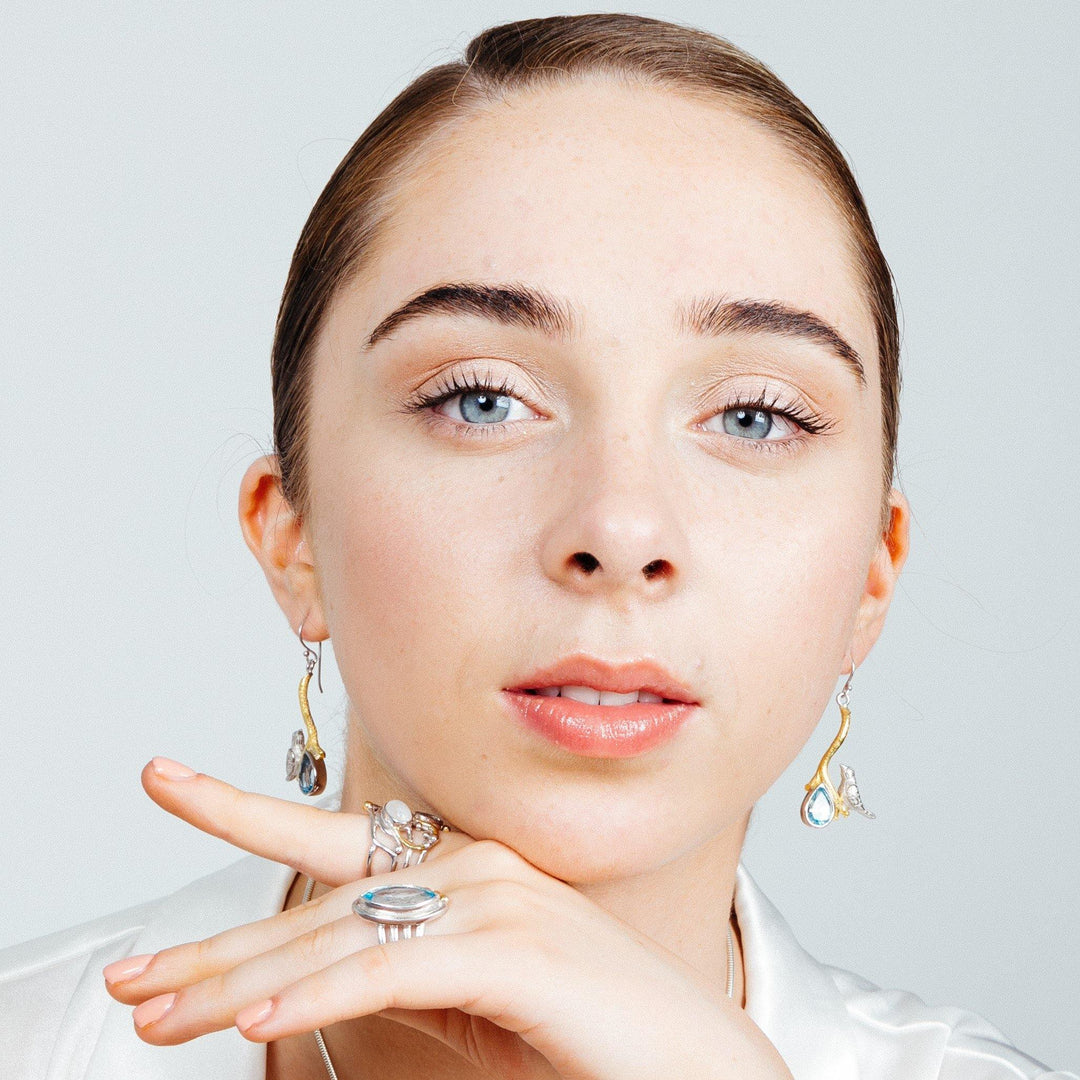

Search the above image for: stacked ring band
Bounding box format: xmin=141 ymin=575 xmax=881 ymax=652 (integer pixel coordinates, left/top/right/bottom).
xmin=352 ymin=884 xmax=450 ymax=943
xmin=364 ymin=799 xmax=449 ymax=874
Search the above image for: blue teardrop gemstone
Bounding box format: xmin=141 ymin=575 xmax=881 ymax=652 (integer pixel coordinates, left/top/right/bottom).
xmin=803 ymin=784 xmax=835 ymax=828
xmin=299 ymin=752 xmax=318 ymax=795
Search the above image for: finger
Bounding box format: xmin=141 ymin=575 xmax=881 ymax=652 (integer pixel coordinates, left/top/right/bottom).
xmin=107 ymin=879 xmax=359 ymax=1007
xmin=140 ymin=758 xmax=470 ymax=885
xmin=125 ymin=881 xmax=498 ymax=1045
xmin=235 ymin=930 xmax=515 ymax=1039
xmin=234 ymin=920 xmax=752 ymax=1080
xmin=129 ymin=911 xmax=374 ymax=1045
xmin=140 ymin=758 xmax=365 ymax=883
xmin=106 ymin=845 xmax=531 ymax=1007
xmin=220 ymin=882 xmax=542 ymax=1043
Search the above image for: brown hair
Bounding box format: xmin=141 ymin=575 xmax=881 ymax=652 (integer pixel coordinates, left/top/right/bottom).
xmin=271 ymin=13 xmax=900 ymax=527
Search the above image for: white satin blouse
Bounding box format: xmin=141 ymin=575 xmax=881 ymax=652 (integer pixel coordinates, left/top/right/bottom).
xmin=1 ymin=810 xmax=1074 ymax=1079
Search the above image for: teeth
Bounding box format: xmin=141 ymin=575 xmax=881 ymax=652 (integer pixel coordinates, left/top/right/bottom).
xmin=559 ymin=685 xmax=602 ymax=705
xmin=529 ymin=686 xmax=667 ymax=705
xmin=598 ymin=689 xmax=643 ymax=706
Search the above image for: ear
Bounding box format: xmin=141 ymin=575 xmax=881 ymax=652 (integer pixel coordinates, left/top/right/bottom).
xmin=848 ymin=487 xmax=910 ymax=669
xmin=238 ymin=455 xmax=328 ymax=640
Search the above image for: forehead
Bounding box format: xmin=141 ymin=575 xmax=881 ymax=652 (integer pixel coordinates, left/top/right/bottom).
xmin=349 ymin=77 xmax=875 ymax=370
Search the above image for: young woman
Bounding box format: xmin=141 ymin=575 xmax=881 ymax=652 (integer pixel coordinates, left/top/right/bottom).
xmin=1 ymin=13 xmax=1074 ymax=1080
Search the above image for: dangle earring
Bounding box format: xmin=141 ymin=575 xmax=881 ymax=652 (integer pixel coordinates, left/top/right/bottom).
xmin=285 ymin=618 xmax=328 ymax=797
xmin=800 ymin=657 xmax=876 ymax=828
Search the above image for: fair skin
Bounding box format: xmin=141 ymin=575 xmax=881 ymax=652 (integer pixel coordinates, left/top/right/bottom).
xmin=104 ymin=77 xmax=909 ymax=1078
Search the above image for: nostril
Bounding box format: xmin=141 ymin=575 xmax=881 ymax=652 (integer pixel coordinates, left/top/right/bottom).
xmin=571 ymin=552 xmax=599 ymax=573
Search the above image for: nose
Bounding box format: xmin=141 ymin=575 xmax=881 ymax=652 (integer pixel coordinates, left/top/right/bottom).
xmin=538 ymin=427 xmax=689 ymax=606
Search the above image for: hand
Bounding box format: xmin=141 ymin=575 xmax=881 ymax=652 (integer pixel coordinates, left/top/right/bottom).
xmin=103 ymin=760 xmax=794 ymax=1080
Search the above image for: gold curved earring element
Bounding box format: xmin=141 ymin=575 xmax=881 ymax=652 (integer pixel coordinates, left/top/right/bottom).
xmin=800 ymin=658 xmax=875 ymax=828
xmin=285 ymin=618 xmax=327 ymax=797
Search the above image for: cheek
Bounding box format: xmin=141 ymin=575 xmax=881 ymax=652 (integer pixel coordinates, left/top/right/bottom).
xmin=305 ymin=365 xmax=882 ymax=861
xmin=311 ymin=453 xmax=522 ymax=775
xmin=687 ymin=474 xmax=876 ymax=795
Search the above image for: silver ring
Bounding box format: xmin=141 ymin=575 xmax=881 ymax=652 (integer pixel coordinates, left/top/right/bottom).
xmin=364 ymin=799 xmax=448 ymax=874
xmin=352 ymin=884 xmax=450 ymax=943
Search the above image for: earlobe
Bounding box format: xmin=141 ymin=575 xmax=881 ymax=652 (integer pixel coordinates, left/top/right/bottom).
xmin=238 ymin=455 xmax=328 ymax=638
xmin=849 ymin=488 xmax=911 ymax=668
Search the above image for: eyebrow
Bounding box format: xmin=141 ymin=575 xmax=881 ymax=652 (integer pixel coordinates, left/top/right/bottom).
xmin=364 ymin=281 xmax=866 ymax=387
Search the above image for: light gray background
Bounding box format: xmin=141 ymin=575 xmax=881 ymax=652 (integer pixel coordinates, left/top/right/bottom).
xmin=2 ymin=1 xmax=1077 ymax=1072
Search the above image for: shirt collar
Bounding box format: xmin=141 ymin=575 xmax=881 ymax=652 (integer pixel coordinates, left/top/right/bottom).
xmin=85 ymin=852 xmax=294 ymax=1079
xmin=86 ymin=790 xmax=350 ymax=1078
xmin=736 ymin=861 xmax=861 ymax=1080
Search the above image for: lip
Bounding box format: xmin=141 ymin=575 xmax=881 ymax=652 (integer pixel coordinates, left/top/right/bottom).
xmin=501 ymin=653 xmax=700 ymax=759
xmin=505 ymin=653 xmax=699 ymax=703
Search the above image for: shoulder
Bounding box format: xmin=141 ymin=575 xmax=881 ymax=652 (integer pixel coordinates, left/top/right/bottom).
xmin=0 ymin=853 xmax=293 ymax=1079
xmin=733 ymin=862 xmax=1075 ymax=1079
xmin=822 ymin=962 xmax=1078 ymax=1079
xmin=0 ymin=896 xmax=158 ymax=1078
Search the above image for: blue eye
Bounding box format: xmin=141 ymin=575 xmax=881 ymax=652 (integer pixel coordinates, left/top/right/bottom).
xmin=406 ymin=369 xmax=538 ymax=432
xmin=406 ymin=370 xmax=836 ymax=448
xmin=700 ymin=386 xmax=837 ymax=446
xmin=715 ymin=406 xmax=798 ymax=441
xmin=448 ymin=388 xmax=530 ymax=425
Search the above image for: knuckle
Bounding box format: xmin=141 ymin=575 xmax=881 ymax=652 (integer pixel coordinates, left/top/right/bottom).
xmin=467 ymin=838 xmax=526 ymax=877
xmin=297 ymin=918 xmax=340 ymax=963
xmin=196 ymin=970 xmax=230 ymax=1012
xmin=219 ymin=785 xmax=253 ymax=842
xmin=483 ymin=877 xmax=533 ymax=909
xmin=358 ymin=944 xmax=397 ymax=1006
xmin=192 ymin=934 xmax=221 ymax=975
xmin=469 ymin=878 xmax=539 ymax=929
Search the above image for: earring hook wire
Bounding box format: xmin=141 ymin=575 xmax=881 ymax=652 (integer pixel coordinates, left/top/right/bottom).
xmin=298 ymin=617 xmax=324 ymax=694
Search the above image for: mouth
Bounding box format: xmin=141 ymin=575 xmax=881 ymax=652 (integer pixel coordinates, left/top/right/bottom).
xmin=516 ymin=686 xmax=686 ymax=704
xmin=501 ymin=652 xmax=700 ymax=758
xmin=504 ymin=653 xmax=699 ymax=704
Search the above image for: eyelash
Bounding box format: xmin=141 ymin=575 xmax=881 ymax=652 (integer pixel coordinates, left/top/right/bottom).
xmin=403 ymin=368 xmax=837 ymax=451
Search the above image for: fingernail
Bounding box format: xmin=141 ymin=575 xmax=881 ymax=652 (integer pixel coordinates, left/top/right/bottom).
xmin=102 ymin=953 xmax=154 ymax=983
xmin=235 ymin=998 xmax=275 ymax=1030
xmin=133 ymin=992 xmax=177 ymax=1027
xmin=151 ymin=757 xmax=196 ymax=780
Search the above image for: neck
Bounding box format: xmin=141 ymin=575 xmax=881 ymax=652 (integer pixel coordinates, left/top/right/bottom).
xmin=572 ymin=817 xmax=747 ymax=998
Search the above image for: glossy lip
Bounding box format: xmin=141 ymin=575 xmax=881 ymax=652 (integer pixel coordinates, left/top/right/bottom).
xmin=500 ymin=691 xmax=697 ymax=758
xmin=504 ymin=653 xmax=700 ymax=704
xmin=501 ymin=652 xmax=700 ymax=759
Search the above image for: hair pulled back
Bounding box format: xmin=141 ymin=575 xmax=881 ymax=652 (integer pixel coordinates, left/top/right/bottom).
xmin=271 ymin=13 xmax=901 ymax=524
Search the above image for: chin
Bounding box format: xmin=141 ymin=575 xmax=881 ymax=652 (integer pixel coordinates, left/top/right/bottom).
xmin=448 ymin=772 xmax=730 ymax=886
xmin=517 ymin=834 xmax=672 ymax=885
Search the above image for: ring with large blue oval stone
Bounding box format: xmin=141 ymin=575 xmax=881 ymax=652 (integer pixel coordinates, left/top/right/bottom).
xmin=352 ymin=884 xmax=450 ymax=925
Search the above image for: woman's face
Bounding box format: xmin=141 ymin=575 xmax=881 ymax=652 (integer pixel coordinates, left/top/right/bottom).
xmin=300 ymin=79 xmax=903 ymax=882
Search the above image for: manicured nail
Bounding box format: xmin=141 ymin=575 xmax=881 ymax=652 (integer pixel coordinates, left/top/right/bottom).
xmin=102 ymin=953 xmax=154 ymax=983
xmin=235 ymin=998 xmax=276 ymax=1030
xmin=133 ymin=992 xmax=177 ymax=1027
xmin=151 ymin=757 xmax=196 ymax=780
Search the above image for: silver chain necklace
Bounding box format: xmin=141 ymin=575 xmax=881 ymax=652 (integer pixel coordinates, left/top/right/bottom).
xmin=301 ymin=875 xmax=737 ymax=1080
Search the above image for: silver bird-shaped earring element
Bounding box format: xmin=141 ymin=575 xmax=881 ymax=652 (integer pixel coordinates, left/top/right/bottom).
xmin=837 ymin=763 xmax=875 ymax=819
